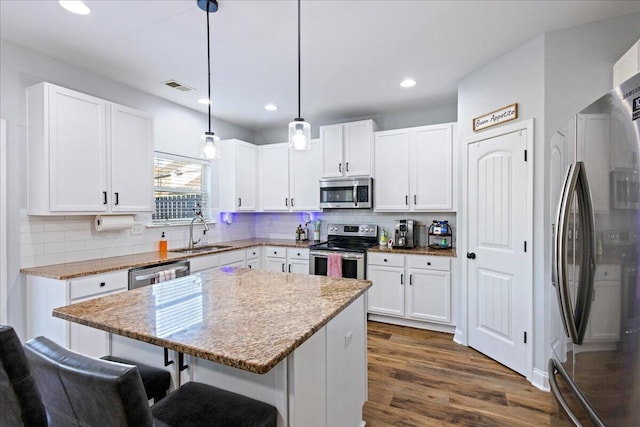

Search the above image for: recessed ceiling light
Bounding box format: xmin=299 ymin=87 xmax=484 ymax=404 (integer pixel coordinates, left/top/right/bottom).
xmin=264 ymin=104 xmax=278 ymax=111
xmin=58 ymin=1 xmax=91 ymax=15
xmin=400 ymin=78 xmax=416 ymax=88
xmin=198 ymin=98 xmax=211 ymax=105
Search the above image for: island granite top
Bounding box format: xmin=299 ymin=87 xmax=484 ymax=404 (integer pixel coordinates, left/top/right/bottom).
xmin=52 ymin=267 xmax=371 ymax=374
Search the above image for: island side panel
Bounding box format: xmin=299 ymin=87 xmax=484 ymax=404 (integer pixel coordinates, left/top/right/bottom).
xmin=326 ymin=294 xmax=367 ymax=427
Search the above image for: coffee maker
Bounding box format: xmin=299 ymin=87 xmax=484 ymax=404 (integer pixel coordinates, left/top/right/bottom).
xmin=394 ymin=220 xmax=415 ymax=248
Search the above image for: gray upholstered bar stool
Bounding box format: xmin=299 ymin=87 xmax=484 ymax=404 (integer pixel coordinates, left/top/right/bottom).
xmin=25 ymin=336 xmax=278 ymax=427
xmin=99 ymin=354 xmax=171 ymax=403
xmin=0 ymin=325 xmax=48 ymax=427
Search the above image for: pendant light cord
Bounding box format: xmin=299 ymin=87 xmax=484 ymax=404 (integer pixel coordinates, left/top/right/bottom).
xmin=207 ymin=2 xmax=212 ymax=133
xmin=297 ymin=0 xmax=301 ymax=119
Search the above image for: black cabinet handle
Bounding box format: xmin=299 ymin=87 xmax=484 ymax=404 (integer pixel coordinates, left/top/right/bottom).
xmin=99 ymin=282 xmax=106 ymax=287
xmin=248 ymin=264 xmax=252 ymax=269
xmin=297 ymin=252 xmax=300 ymax=256
xmin=285 ymin=198 xmax=289 ymax=207
xmin=238 ymin=198 xmax=242 ymax=207
xmin=291 ymin=198 xmax=294 ymax=206
xmin=103 ymin=191 xmax=107 ymax=205
xmin=346 ymin=162 xmax=349 ymax=172
xmin=288 ymin=264 xmax=291 ymax=273
xmin=414 ymin=195 xmax=417 ymax=204
xmin=467 ymin=252 xmax=476 ymax=260
xmin=178 ymin=352 xmax=189 ymax=372
xmin=409 ymin=274 xmax=413 ymax=285
xmin=114 ymin=192 xmax=119 ymax=205
xmin=339 ymin=163 xmax=342 ymax=173
xmin=427 ymin=262 xmax=431 ymax=266
xmin=281 ymin=263 xmax=285 ymax=272
xmin=405 ymin=195 xmax=408 ymax=205
xmin=384 ymin=258 xmax=387 ymax=262
xmin=400 ymin=274 xmax=404 ymax=285
xmin=164 ymin=348 xmax=174 ymax=366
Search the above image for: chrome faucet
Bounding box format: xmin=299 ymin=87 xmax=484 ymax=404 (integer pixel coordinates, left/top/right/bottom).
xmin=189 ymin=207 xmax=209 ymax=249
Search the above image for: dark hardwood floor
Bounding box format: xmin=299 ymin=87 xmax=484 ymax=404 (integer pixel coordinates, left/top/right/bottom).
xmin=363 ymin=321 xmax=552 ymax=426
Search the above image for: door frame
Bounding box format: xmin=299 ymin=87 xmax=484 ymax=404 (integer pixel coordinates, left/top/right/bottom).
xmin=1 ymin=119 xmax=7 ymax=324
xmin=459 ymin=119 xmax=534 ymax=382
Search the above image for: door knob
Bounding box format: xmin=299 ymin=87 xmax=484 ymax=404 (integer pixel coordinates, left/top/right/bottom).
xmin=466 ymin=252 xmax=476 ymax=260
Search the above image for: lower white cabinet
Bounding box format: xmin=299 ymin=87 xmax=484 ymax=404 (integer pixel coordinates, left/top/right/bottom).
xmin=221 ymin=249 xmax=246 ymax=268
xmin=264 ymin=246 xmax=309 ymax=274
xmin=367 ymin=252 xmax=451 ymax=325
xmin=27 ymin=270 xmax=128 ymax=357
xmin=190 ymin=254 xmax=221 ymax=272
xmin=246 ymin=247 xmax=262 ymax=270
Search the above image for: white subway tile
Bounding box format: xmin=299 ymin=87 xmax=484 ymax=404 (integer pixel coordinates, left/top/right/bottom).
xmin=21 ymin=253 xmax=66 ymax=268
xmin=64 ymin=249 xmax=103 ymax=263
xmin=21 ymin=231 xmax=65 ymax=245
xmin=44 ymin=241 xmax=85 ymax=254
xmin=21 ymin=244 xmax=44 ymax=257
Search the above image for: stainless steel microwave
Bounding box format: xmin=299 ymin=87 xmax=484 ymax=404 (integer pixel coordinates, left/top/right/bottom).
xmin=611 ymin=169 xmax=640 ymax=210
xmin=319 ymin=177 xmax=373 ymax=209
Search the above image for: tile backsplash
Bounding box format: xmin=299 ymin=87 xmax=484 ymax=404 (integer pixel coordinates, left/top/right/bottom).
xmin=20 ymin=209 xmax=456 ymax=268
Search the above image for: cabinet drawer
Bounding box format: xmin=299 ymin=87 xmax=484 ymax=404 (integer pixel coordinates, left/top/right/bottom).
xmin=406 ymin=255 xmax=450 ymax=271
xmin=70 ymin=270 xmax=128 ymax=300
xmin=265 ymin=246 xmax=286 ymax=258
xmin=287 ymin=248 xmax=309 ymax=260
xmin=367 ymin=252 xmax=404 ymax=268
xmin=221 ymin=250 xmax=245 ymax=266
xmin=190 ymin=254 xmax=220 ymax=272
xmin=246 ymin=247 xmax=261 ymax=260
xmin=594 ymin=264 xmax=620 ymax=282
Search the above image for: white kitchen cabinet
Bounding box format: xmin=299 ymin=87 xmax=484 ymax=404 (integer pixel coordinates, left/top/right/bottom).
xmin=27 ymin=82 xmax=153 ymax=215
xmin=258 ymin=140 xmax=321 ymax=212
xmin=27 ymin=269 xmax=128 ymax=357
xmin=374 ymin=123 xmax=454 ymax=212
xmin=264 ymin=246 xmax=309 ymax=274
xmin=219 ymin=139 xmax=257 ymax=212
xmin=246 ymin=247 xmax=262 ymax=270
xmin=367 ymin=252 xmax=452 ymax=326
xmin=190 ymin=253 xmax=221 ymax=272
xmin=320 ymin=120 xmax=377 ymax=178
xmin=220 ymin=249 xmax=246 ymax=268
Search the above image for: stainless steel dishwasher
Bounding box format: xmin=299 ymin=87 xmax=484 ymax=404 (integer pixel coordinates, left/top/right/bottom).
xmin=128 ymin=260 xmax=190 ymax=290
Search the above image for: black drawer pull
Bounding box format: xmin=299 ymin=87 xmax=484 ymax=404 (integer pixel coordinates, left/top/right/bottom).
xmin=384 ymin=258 xmax=387 ymax=262
xmin=114 ymin=192 xmax=119 ymax=205
xmin=427 ymin=262 xmax=431 ymax=266
xmin=99 ymin=282 xmax=106 ymax=287
xmin=102 ymin=191 xmax=107 ymax=205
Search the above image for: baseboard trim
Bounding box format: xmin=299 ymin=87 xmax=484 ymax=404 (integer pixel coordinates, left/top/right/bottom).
xmin=367 ymin=314 xmax=456 ymax=335
xmin=531 ymin=367 xmax=549 ymax=392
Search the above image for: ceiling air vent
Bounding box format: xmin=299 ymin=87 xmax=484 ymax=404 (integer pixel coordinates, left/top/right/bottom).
xmin=162 ymin=80 xmax=194 ymax=92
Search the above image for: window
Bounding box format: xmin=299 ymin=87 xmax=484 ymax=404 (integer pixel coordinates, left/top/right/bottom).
xmin=153 ymin=153 xmax=209 ymax=223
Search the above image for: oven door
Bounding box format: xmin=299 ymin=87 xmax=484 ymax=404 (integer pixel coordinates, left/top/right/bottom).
xmin=309 ymin=250 xmax=365 ymax=279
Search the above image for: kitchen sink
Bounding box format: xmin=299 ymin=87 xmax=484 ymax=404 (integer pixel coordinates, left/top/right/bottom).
xmin=169 ymin=245 xmax=231 ymax=254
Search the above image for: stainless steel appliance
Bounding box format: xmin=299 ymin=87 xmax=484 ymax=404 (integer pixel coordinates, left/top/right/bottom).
xmin=610 ymin=169 xmax=640 ymax=210
xmin=128 ymin=260 xmax=190 ymax=290
xmin=319 ymin=177 xmax=373 ymax=209
xmin=550 ymin=72 xmax=640 ymax=426
xmin=393 ymin=219 xmax=415 ymax=248
xmin=309 ymin=223 xmax=378 ymax=279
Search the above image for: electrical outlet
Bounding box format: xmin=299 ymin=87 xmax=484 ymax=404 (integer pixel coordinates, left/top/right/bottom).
xmin=130 ymin=222 xmax=143 ymax=235
xmin=344 ymin=330 xmax=353 ymax=348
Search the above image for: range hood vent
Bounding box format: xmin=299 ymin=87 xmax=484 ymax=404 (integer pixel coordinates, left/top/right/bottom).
xmin=162 ymin=80 xmax=194 ymax=92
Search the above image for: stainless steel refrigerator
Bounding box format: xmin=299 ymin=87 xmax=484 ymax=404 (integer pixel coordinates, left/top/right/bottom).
xmin=551 ymin=72 xmax=640 ymax=426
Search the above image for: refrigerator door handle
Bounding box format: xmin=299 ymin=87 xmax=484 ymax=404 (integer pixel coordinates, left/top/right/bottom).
xmin=553 ymin=163 xmax=580 ymax=344
xmin=549 ymin=359 xmax=605 ymax=427
xmin=573 ymin=161 xmax=596 ymax=345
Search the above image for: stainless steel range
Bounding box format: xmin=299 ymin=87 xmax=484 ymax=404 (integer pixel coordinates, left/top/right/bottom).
xmin=309 ymin=223 xmax=378 ymax=279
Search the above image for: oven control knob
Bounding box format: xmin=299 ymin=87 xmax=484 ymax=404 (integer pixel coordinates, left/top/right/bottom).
xmin=360 ymin=226 xmax=365 ymax=232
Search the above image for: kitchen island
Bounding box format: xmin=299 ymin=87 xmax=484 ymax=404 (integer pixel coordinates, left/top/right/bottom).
xmin=52 ymin=267 xmax=371 ymax=427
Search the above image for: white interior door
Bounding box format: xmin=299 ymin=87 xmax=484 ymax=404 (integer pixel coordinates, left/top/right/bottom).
xmin=467 ymin=126 xmax=530 ymax=376
xmin=0 ymin=119 xmax=7 ymax=324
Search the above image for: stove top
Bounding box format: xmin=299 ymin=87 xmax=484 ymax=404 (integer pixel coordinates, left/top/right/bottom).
xmin=309 ymin=223 xmax=378 ymax=253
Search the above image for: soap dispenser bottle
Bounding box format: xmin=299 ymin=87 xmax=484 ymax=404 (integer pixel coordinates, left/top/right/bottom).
xmin=159 ymin=232 xmax=167 ymax=253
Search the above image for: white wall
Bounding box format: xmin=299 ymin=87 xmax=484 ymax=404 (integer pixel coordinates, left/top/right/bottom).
xmin=457 ymin=11 xmax=640 ymax=387
xmin=0 ymin=40 xmax=256 ymax=337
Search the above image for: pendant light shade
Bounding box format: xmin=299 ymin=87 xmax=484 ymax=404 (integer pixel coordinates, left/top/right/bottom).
xmin=199 ymin=0 xmax=220 ymax=159
xmin=288 ymin=0 xmax=311 ymax=150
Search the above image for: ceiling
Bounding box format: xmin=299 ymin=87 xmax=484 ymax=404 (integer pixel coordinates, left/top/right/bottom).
xmin=1 ymin=1 xmax=639 ymax=132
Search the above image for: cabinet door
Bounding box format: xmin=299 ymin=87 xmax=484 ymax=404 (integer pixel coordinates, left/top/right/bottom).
xmin=48 ymin=85 xmax=108 ymax=212
xmin=259 ymin=143 xmax=290 ymax=211
xmin=236 ymin=142 xmax=257 ymax=211
xmin=367 ymin=265 xmax=404 ymax=316
xmin=247 ymin=259 xmax=262 ymax=270
xmin=110 ymin=104 xmax=154 ymax=212
xmin=410 ymin=124 xmax=453 ymax=210
xmin=321 ymin=124 xmax=344 ymax=178
xmin=288 ymin=259 xmax=309 ymax=275
xmin=373 ymin=129 xmax=410 ymax=211
xmin=343 ymin=120 xmax=373 ymax=176
xmin=290 ymin=139 xmax=321 ymax=211
xmin=265 ymin=257 xmax=286 ymax=273
xmin=406 ymin=269 xmax=451 ymax=323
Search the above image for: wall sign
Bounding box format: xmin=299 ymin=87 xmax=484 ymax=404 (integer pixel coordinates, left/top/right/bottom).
xmin=473 ymin=103 xmax=518 ymax=132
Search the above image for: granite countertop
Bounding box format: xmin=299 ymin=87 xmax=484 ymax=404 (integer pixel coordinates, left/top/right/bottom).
xmin=20 ymin=238 xmax=313 ymax=280
xmin=52 ymin=268 xmax=371 ymax=374
xmin=368 ymin=246 xmax=457 ymax=257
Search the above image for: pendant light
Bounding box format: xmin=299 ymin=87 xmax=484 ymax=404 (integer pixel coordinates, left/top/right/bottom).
xmin=288 ymin=0 xmax=311 ymax=150
xmin=198 ymin=0 xmax=220 ymax=159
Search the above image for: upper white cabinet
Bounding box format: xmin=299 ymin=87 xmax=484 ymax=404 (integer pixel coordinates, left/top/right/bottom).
xmin=27 ymin=82 xmax=154 ymax=215
xmin=258 ymin=140 xmax=321 ymax=212
xmin=320 ymin=120 xmax=377 ymax=178
xmin=374 ymin=123 xmax=455 ymax=212
xmin=219 ymin=139 xmax=257 ymax=212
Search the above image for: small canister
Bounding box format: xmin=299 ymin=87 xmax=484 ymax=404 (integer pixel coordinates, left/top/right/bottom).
xmin=416 ymin=224 xmax=427 ymax=247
